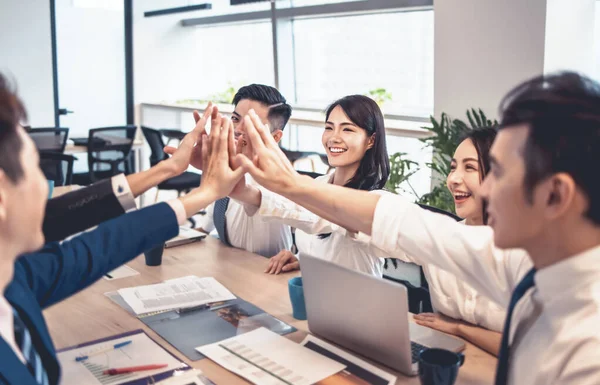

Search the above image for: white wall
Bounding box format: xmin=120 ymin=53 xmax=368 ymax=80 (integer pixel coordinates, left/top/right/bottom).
xmin=434 ymin=0 xmax=548 ymax=120
xmin=0 ymin=0 xmax=55 ymax=126
xmin=544 ymin=0 xmax=597 ymax=75
xmin=434 ymin=0 xmax=598 ymax=121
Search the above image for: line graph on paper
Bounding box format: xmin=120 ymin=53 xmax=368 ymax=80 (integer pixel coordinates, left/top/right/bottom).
xmin=81 ymin=358 xmax=137 ymax=385
xmin=58 ymin=332 xmax=184 ymax=385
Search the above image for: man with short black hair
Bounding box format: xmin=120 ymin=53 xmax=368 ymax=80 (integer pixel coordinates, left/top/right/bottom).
xmin=237 ymin=71 xmax=600 ymax=385
xmin=183 ymin=84 xmax=294 ymax=258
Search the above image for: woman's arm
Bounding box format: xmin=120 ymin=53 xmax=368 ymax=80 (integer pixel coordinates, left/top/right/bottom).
xmin=457 ymin=322 xmax=501 ymax=356
xmin=413 ymin=313 xmax=501 ymax=356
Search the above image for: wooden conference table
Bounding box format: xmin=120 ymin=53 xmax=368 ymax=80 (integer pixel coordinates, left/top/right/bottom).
xmin=44 ymin=235 xmax=497 ymax=384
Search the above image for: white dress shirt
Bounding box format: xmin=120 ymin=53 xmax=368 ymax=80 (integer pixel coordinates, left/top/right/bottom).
xmin=370 ymin=193 xmax=600 ymax=385
xmin=257 ymin=175 xmax=386 ymax=277
xmin=201 ymin=175 xmax=293 ymax=258
xmin=399 ymin=221 xmax=506 ymax=332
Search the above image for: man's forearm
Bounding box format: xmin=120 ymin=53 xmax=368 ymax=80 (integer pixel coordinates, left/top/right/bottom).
xmin=178 ymin=187 xmax=219 ymax=218
xmin=283 ymin=175 xmax=380 ymax=235
xmin=229 ymin=184 xmax=262 ymax=207
xmin=126 ymin=161 xmax=177 ymax=197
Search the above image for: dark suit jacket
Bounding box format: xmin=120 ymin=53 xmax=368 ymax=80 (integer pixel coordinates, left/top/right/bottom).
xmin=43 ymin=178 xmax=129 ymax=243
xmin=0 ymin=203 xmax=178 ymax=385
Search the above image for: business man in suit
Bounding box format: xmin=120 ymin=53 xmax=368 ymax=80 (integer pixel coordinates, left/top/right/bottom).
xmin=42 ymin=106 xmax=213 ymax=242
xmin=0 ymin=73 xmax=244 ymax=385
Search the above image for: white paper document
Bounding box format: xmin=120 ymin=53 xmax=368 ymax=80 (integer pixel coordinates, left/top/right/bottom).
xmin=58 ymin=331 xmax=187 ymax=385
xmin=196 ymin=328 xmax=345 ymax=385
xmin=155 ymin=369 xmax=215 ymax=385
xmin=117 ymin=276 xmax=236 ymax=315
xmin=300 ymin=335 xmax=397 ymax=385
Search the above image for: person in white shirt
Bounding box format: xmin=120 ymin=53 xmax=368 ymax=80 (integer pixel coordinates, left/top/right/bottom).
xmin=408 ymin=127 xmax=505 ymax=356
xmin=235 ymin=71 xmax=600 ymax=385
xmin=230 ymin=95 xmax=391 ymax=277
xmin=168 ymin=85 xmax=294 ymax=258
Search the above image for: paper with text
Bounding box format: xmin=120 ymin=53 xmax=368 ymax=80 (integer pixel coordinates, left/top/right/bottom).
xmin=118 ymin=276 xmax=236 ymax=315
xmin=196 ymin=328 xmax=345 ymax=385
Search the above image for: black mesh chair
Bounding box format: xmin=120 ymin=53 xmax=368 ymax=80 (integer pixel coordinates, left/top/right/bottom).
xmin=383 ymin=204 xmax=461 ymax=314
xmin=39 ymin=152 xmax=76 ymax=186
xmin=142 ymin=127 xmax=201 ymax=199
xmin=28 ymin=128 xmax=69 ymax=153
xmin=72 ymin=126 xmax=136 ymax=185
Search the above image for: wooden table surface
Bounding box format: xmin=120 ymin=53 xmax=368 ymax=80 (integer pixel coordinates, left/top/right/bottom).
xmin=44 ymin=236 xmax=496 ymax=384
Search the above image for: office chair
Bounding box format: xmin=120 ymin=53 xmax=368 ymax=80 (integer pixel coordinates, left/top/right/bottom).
xmin=72 ymin=126 xmax=136 ymax=185
xmin=39 ymin=152 xmax=76 ymax=186
xmin=383 ymin=204 xmax=461 ymax=314
xmin=28 ymin=128 xmax=70 ymax=153
xmin=142 ymin=127 xmax=201 ymax=198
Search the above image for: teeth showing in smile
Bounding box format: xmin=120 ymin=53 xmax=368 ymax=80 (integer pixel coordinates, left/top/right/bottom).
xmin=454 ymin=192 xmax=471 ymax=199
xmin=329 ymin=147 xmax=347 ymax=153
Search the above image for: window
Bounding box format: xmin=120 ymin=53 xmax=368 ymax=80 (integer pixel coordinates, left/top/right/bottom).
xmin=192 ymin=22 xmax=275 ymax=100
xmin=292 ymin=10 xmax=434 ymax=117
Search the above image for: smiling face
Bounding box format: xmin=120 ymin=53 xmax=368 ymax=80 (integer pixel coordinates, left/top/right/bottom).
xmin=446 ymin=138 xmax=484 ymax=225
xmin=322 ymin=105 xmax=374 ymax=169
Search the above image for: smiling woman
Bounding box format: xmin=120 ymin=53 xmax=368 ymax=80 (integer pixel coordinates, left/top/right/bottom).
xmin=446 ymin=127 xmax=497 ymax=225
xmin=228 ymin=95 xmax=392 ymax=278
xmin=322 ymin=95 xmax=390 ymax=192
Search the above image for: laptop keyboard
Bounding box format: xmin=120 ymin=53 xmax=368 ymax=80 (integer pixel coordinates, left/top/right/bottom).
xmin=411 ymin=341 xmax=427 ymax=363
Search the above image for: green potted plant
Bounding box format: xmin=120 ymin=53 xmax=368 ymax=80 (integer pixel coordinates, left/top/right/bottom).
xmin=366 ymin=88 xmax=392 ymax=107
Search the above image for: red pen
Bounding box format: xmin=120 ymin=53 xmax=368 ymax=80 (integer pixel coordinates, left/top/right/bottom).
xmin=103 ymin=363 xmax=168 ymax=375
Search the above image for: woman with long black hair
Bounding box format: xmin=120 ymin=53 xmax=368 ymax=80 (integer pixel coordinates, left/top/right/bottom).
xmin=229 ymin=95 xmax=391 ymax=277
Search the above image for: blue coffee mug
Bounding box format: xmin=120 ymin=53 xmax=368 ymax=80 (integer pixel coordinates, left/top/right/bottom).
xmin=418 ymin=348 xmax=465 ymax=385
xmin=47 ymin=180 xmax=54 ymax=199
xmin=288 ymin=277 xmax=307 ymax=320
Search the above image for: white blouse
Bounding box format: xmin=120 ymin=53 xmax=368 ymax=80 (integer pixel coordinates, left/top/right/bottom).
xmin=254 ymin=175 xmax=386 ymax=277
xmin=399 ymin=220 xmax=506 ymax=332
xmin=369 ymin=193 xmax=600 ymax=385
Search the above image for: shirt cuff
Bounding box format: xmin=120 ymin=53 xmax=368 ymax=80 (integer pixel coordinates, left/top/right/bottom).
xmin=111 ymin=174 xmax=136 ymax=212
xmin=369 ymin=193 xmax=413 ymax=254
xmin=167 ymin=199 xmax=188 ymax=226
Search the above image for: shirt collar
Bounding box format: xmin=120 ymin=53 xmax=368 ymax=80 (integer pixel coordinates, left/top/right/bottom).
xmin=535 ymin=244 xmax=600 ymax=303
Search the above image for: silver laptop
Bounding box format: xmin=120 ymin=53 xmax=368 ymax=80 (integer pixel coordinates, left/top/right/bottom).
xmin=299 ymin=253 xmax=465 ymax=376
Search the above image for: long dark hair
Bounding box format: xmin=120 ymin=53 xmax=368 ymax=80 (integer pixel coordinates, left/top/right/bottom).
xmin=319 ymin=95 xmax=390 ymax=238
xmin=457 ymin=126 xmax=497 ymax=225
xmin=325 ymin=95 xmax=390 ymax=190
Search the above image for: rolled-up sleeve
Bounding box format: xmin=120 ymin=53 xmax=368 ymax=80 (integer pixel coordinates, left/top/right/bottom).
xmin=369 ymin=193 xmax=532 ymax=307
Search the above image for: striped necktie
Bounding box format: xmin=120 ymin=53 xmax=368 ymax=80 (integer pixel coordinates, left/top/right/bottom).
xmin=214 ymin=197 xmax=231 ymax=246
xmin=494 ymin=268 xmax=536 ymax=385
xmin=13 ymin=308 xmax=49 ymax=385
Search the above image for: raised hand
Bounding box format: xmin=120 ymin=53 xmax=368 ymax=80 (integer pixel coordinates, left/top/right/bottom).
xmin=197 ymin=114 xmax=245 ymax=202
xmin=235 ymin=109 xmax=302 ymax=195
xmin=163 ymin=103 xmax=219 ymax=171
